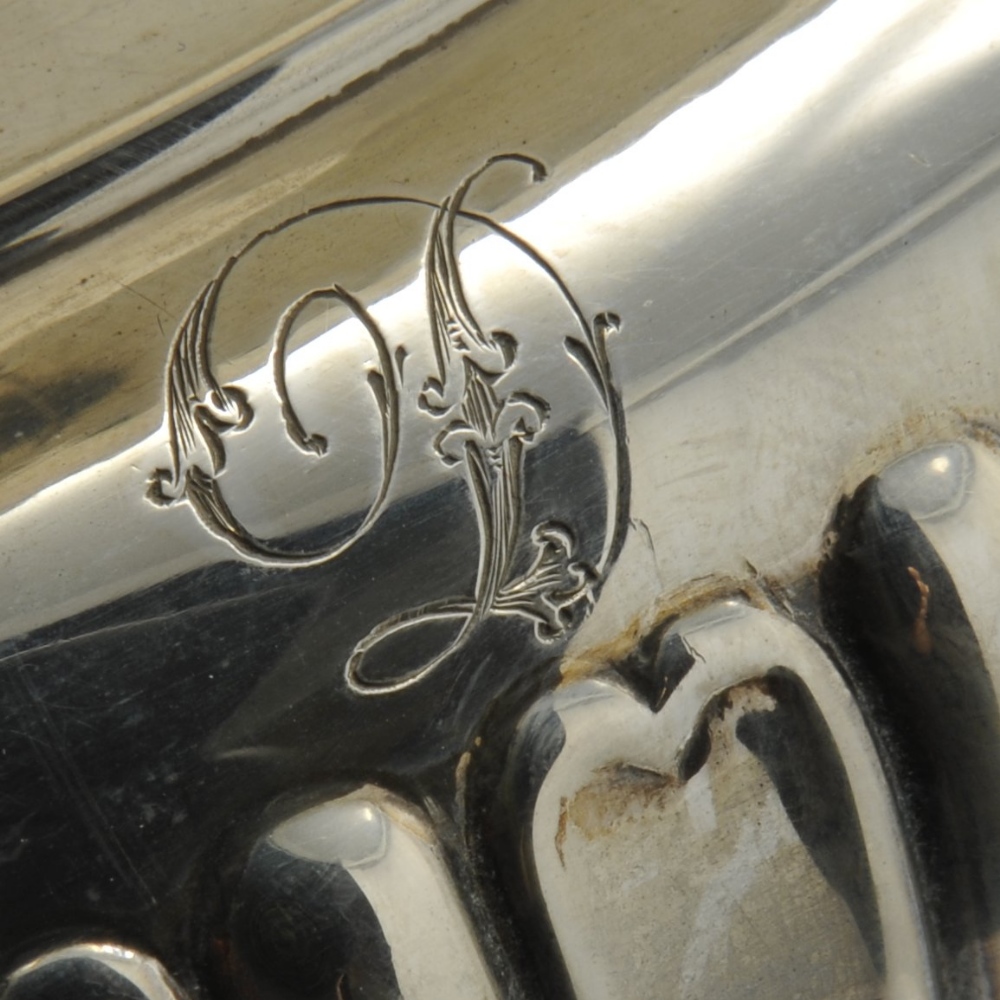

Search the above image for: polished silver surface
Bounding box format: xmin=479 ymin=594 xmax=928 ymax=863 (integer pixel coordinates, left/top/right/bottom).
xmin=3 ymin=0 xmax=1000 ymax=997
xmin=233 ymin=788 xmax=500 ymax=999
xmin=2 ymin=944 xmax=185 ymax=1000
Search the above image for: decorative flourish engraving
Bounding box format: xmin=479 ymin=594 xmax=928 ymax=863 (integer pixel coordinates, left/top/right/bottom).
xmin=148 ymin=278 xmax=399 ymax=565
xmin=149 ymin=154 xmax=629 ymax=695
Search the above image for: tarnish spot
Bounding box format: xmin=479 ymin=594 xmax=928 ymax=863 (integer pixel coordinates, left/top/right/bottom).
xmin=555 ymin=796 xmax=569 ymax=868
xmin=907 ymin=565 xmax=933 ymax=656
xmin=563 ymin=765 xmax=679 ymax=846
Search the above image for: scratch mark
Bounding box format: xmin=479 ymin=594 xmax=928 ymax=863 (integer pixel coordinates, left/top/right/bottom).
xmin=685 ymin=636 xmax=706 ymax=664
xmin=633 ymin=517 xmax=656 ymax=562
xmin=108 ymin=275 xmax=174 ymax=319
xmin=0 ymin=812 xmax=33 ymax=864
xmin=7 ymin=663 xmax=157 ymax=904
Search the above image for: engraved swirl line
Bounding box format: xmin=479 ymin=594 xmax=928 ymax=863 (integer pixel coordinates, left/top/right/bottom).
xmin=147 ymin=155 xmax=629 ymax=696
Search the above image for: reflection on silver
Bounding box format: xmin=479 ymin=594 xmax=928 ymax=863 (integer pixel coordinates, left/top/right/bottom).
xmin=3 ymin=0 xmax=1000 ymax=997
xmin=877 ymin=442 xmax=973 ymax=522
xmin=508 ymin=601 xmax=933 ymax=1000
xmin=0 ymin=0 xmax=492 ymax=262
xmin=2 ymin=944 xmax=184 ymax=1000
xmin=234 ymin=787 xmax=499 ymax=1000
xmin=272 ymin=797 xmax=389 ymax=867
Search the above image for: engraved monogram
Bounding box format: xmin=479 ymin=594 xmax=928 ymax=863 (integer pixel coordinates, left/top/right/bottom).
xmin=148 ymin=155 xmax=629 ymax=695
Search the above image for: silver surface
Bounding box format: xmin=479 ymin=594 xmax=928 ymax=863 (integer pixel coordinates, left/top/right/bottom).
xmin=2 ymin=944 xmax=185 ymax=1000
xmin=3 ymin=0 xmax=1000 ymax=997
xmin=511 ymin=601 xmax=932 ymax=999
